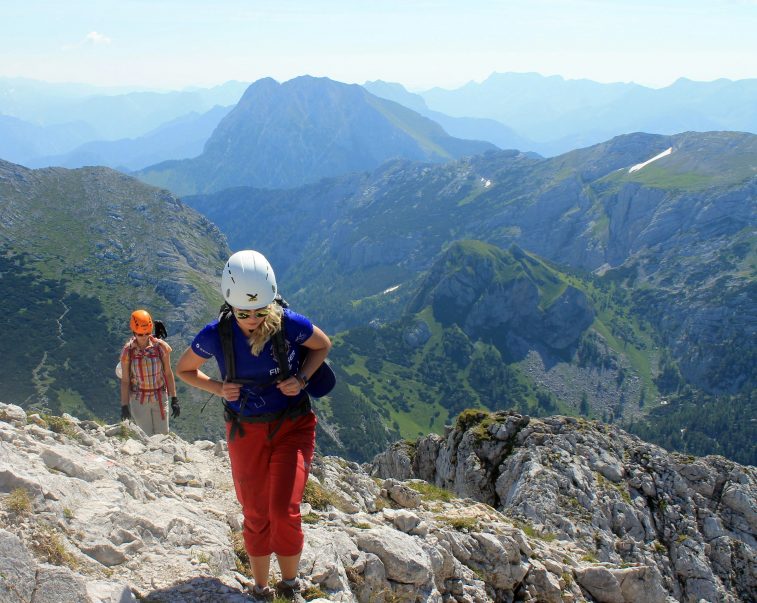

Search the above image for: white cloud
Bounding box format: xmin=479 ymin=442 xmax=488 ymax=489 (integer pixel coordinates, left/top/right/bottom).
xmin=85 ymin=31 xmax=112 ymax=45
xmin=62 ymin=31 xmax=112 ymax=50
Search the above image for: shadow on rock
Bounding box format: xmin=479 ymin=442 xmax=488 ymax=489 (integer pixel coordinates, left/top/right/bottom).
xmin=138 ymin=576 xmax=254 ymax=603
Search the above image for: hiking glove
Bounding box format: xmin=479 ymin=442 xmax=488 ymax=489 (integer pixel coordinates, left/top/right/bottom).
xmin=120 ymin=405 xmax=131 ymax=421
xmin=170 ymin=396 xmax=181 ymax=419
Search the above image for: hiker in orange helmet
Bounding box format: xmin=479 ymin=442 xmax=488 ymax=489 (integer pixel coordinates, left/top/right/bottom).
xmin=120 ymin=309 xmax=179 ymax=435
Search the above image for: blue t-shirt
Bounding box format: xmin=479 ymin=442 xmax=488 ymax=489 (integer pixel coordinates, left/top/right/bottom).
xmin=191 ymin=308 xmax=314 ymax=416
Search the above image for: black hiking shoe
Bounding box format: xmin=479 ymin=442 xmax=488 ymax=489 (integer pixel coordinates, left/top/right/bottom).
xmin=275 ymin=579 xmax=305 ymax=602
xmin=249 ymin=584 xmax=274 ymax=602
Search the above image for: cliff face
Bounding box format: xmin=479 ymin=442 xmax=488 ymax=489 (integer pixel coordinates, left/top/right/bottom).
xmin=1 ymin=402 xmax=754 ymax=602
xmin=372 ymin=411 xmax=756 ymax=602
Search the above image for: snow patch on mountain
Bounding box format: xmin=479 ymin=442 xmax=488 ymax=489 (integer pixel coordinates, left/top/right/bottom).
xmin=629 ymin=147 xmax=673 ymax=173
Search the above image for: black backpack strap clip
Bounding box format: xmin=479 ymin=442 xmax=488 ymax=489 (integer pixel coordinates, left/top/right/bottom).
xmin=218 ymin=303 xmax=236 ymax=382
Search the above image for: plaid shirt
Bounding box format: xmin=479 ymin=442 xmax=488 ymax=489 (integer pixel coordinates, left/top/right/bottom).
xmin=121 ymin=337 xmax=167 ymax=411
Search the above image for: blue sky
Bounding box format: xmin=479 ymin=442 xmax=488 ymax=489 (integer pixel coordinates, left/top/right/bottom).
xmin=1 ymin=0 xmax=755 ymax=91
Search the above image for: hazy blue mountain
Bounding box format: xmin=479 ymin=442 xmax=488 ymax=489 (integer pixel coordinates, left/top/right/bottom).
xmin=418 ymin=72 xmax=757 ymax=155
xmin=364 ymin=79 xmax=538 ymax=152
xmin=184 ymin=131 xmax=756 ymax=396
xmin=422 ymin=72 xmax=638 ymax=124
xmin=0 ymin=77 xmax=133 ymax=111
xmin=0 ymin=114 xmax=97 ymax=165
xmin=136 ymin=76 xmax=497 ymax=195
xmin=0 ymin=77 xmax=249 ymax=140
xmin=26 ymin=105 xmax=233 ymax=170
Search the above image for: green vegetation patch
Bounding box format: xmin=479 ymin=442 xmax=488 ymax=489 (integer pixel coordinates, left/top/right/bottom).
xmin=230 ymin=531 xmax=251 ymax=576
xmin=40 ymin=414 xmax=78 ymax=438
xmin=622 ymin=165 xmax=714 ymax=191
xmin=32 ymin=526 xmax=78 ymax=568
xmin=303 ymin=480 xmax=336 ymax=511
xmin=594 ymin=472 xmax=632 ymax=504
xmin=5 ymin=487 xmax=32 ymax=514
xmin=455 ymin=408 xmax=490 ymax=432
xmin=114 ymin=423 xmax=139 ymax=441
xmin=407 ymin=481 xmax=454 ymax=503
xmin=441 ymin=516 xmax=479 ymax=532
xmin=514 ymin=519 xmax=557 ymax=542
xmin=302 ymin=512 xmax=320 ymax=524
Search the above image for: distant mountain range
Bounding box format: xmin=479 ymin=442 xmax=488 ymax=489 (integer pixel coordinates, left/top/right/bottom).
xmin=0 ymin=77 xmax=248 ymax=167
xmin=411 ymin=72 xmax=757 ymax=155
xmin=0 ymin=77 xmax=248 ymax=140
xmin=0 ymin=114 xmax=97 ymax=166
xmin=4 ymin=72 xmax=756 ymax=173
xmin=24 ymin=105 xmax=232 ymax=171
xmin=363 ymin=80 xmax=537 ymax=152
xmin=135 ymin=76 xmax=496 ymax=195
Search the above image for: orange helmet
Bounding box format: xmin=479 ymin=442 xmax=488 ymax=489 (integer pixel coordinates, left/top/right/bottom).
xmin=130 ymin=310 xmax=153 ymax=335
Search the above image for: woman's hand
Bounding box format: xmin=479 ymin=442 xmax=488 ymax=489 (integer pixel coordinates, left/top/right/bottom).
xmin=220 ymin=381 xmax=242 ymax=400
xmin=276 ymin=375 xmax=303 ymax=397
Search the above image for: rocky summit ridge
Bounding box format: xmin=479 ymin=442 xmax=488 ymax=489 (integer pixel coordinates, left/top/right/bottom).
xmin=0 ymin=402 xmax=754 ymax=603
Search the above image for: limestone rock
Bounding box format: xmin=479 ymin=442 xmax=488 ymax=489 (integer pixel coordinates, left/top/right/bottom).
xmin=1 ymin=402 xmax=754 ymax=602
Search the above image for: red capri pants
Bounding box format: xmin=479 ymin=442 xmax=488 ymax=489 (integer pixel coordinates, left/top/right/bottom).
xmin=226 ymin=411 xmax=317 ymax=557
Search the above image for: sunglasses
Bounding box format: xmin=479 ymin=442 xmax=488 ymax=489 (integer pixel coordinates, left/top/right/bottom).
xmin=132 ymin=332 xmax=150 ymax=337
xmin=234 ymin=307 xmax=271 ymax=320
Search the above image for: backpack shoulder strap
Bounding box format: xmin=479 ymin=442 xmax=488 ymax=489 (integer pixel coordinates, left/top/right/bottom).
xmin=272 ymin=315 xmax=290 ymax=381
xmin=218 ymin=304 xmax=236 ymax=381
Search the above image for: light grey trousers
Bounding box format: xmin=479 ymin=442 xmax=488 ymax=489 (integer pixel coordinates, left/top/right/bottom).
xmin=128 ymin=394 xmax=169 ymax=436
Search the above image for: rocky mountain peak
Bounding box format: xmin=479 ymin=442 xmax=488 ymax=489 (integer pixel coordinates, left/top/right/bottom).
xmin=372 ymin=410 xmax=756 ymax=602
xmin=1 ymin=402 xmax=754 ymax=602
xmin=136 ymin=76 xmax=496 ymax=195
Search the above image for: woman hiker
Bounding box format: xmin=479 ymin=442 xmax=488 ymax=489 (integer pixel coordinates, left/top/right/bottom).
xmin=119 ymin=309 xmax=180 ymax=435
xmin=175 ymin=250 xmax=331 ymax=602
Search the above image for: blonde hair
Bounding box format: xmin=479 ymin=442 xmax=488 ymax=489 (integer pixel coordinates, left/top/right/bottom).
xmin=246 ymin=303 xmax=283 ymax=356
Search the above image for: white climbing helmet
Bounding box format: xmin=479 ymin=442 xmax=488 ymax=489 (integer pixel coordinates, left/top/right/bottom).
xmin=220 ymin=250 xmax=278 ymax=309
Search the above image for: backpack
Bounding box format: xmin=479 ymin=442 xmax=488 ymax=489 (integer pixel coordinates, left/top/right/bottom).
xmin=154 ymin=320 xmax=167 ymax=340
xmin=218 ymin=295 xmax=335 ymax=398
